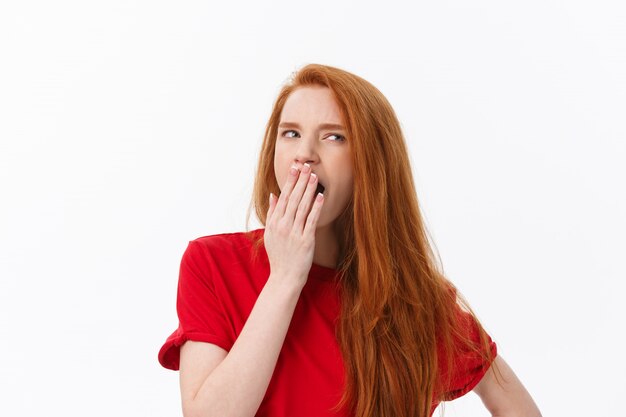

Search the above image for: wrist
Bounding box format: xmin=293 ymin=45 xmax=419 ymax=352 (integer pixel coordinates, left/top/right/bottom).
xmin=266 ymin=272 xmax=306 ymax=295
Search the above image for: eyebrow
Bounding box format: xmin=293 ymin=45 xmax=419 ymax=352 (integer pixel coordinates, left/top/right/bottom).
xmin=278 ymin=121 xmax=346 ymax=131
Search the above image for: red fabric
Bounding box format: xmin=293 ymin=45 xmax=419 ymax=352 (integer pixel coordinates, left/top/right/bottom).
xmin=158 ymin=228 xmax=497 ymax=416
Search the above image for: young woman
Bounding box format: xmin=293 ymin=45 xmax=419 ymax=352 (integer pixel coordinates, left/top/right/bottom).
xmin=158 ymin=64 xmax=542 ymax=417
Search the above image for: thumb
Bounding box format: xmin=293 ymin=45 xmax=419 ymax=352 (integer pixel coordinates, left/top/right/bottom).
xmin=267 ymin=192 xmax=276 ymax=219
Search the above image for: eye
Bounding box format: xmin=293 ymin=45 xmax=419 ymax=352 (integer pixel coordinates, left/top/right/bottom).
xmin=327 ymin=133 xmax=345 ymax=142
xmin=282 ymin=130 xmax=300 ymax=138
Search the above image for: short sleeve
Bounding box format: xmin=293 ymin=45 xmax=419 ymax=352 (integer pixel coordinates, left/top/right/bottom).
xmin=442 ymin=308 xmax=498 ymax=401
xmin=158 ymin=240 xmax=234 ymax=370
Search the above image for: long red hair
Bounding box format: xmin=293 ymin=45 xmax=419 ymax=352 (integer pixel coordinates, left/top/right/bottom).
xmin=246 ymin=64 xmax=497 ymax=417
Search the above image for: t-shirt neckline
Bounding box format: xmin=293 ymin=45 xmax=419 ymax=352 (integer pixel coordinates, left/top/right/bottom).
xmin=252 ymin=228 xmax=339 ymax=281
xmin=310 ymin=261 xmax=339 ymax=281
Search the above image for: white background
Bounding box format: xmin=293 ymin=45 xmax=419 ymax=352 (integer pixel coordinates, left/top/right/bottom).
xmin=1 ymin=1 xmax=624 ymax=416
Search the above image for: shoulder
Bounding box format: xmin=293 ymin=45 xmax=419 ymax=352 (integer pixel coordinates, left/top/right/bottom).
xmin=187 ymin=228 xmax=264 ymax=256
xmin=180 ymin=228 xmax=267 ymax=276
xmin=191 ymin=228 xmax=263 ymax=247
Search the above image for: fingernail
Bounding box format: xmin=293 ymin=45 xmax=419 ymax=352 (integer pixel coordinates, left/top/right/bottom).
xmin=310 ymin=173 xmax=317 ymax=183
xmin=290 ymin=166 xmax=298 ymax=176
xmin=303 ymin=163 xmax=311 ymax=172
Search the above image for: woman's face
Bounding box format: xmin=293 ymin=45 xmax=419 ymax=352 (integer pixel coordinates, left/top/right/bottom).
xmin=274 ymin=86 xmax=353 ymax=228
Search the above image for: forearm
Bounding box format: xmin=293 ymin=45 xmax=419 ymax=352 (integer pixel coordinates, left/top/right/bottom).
xmin=491 ymin=403 xmax=542 ymax=417
xmin=474 ymin=356 xmax=542 ymax=417
xmin=186 ymin=276 xmax=303 ymax=417
xmin=490 ymin=396 xmax=542 ymax=417
xmin=491 ymin=408 xmax=542 ymax=417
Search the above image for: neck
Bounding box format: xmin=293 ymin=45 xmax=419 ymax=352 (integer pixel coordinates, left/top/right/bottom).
xmin=313 ymin=224 xmax=340 ymax=269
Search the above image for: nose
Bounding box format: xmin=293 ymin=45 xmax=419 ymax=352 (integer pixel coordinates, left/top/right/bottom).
xmin=293 ymin=136 xmax=318 ymax=167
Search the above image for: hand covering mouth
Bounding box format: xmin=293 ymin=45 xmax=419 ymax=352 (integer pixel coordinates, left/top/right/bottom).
xmin=315 ymin=181 xmax=326 ymax=196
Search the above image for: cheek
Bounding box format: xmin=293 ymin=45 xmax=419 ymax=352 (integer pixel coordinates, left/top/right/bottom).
xmin=274 ymin=144 xmax=296 ymax=191
xmin=338 ymin=164 xmax=354 ymax=191
xmin=330 ymin=177 xmax=353 ymax=207
xmin=342 ymin=180 xmax=355 ymax=200
xmin=273 ymin=152 xmax=280 ymax=187
xmin=274 ymin=162 xmax=287 ymax=191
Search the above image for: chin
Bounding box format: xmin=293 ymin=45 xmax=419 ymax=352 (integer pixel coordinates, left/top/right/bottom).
xmin=314 ymin=211 xmax=338 ymax=230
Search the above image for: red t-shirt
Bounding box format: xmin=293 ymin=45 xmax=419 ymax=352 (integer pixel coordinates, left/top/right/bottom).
xmin=158 ymin=228 xmax=497 ymax=416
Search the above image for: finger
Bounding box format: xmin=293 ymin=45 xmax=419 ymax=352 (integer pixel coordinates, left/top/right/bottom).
xmin=284 ymin=163 xmax=312 ymax=222
xmin=267 ymin=192 xmax=276 ymax=221
xmin=293 ymin=172 xmax=318 ymax=231
xmin=303 ymin=191 xmax=325 ymax=236
xmin=274 ymin=165 xmax=300 ymax=218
